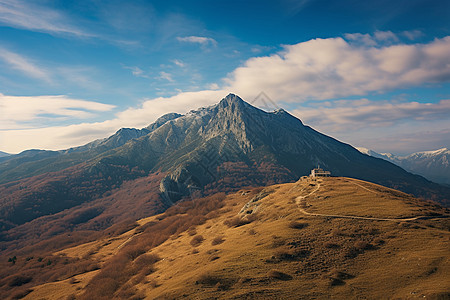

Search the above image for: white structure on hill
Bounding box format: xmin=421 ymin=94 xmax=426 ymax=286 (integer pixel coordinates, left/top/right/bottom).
xmin=310 ymin=166 xmax=331 ymax=177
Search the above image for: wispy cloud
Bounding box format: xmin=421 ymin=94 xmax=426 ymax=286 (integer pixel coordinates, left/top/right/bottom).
xmin=0 ymin=90 xmax=223 ymax=152
xmin=123 ymin=65 xmax=150 ymax=78
xmin=0 ymin=0 xmax=92 ymax=37
xmin=402 ymin=30 xmax=424 ymax=40
xmin=57 ymin=66 xmax=102 ymax=90
xmin=177 ymin=36 xmax=217 ymax=47
xmin=172 ymin=59 xmax=185 ymax=67
xmin=207 ymin=83 xmax=220 ymax=90
xmin=158 ymin=71 xmax=174 ymax=82
xmin=282 ymin=0 xmax=312 ymax=17
xmin=373 ymin=30 xmax=399 ymax=43
xmin=344 ymin=33 xmax=377 ymax=46
xmin=0 ymin=94 xmax=115 ymax=130
xmin=0 ymin=47 xmax=51 ymax=82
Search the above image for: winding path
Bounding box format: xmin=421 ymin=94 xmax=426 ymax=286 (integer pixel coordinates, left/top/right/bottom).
xmin=292 ymin=178 xmax=434 ymax=222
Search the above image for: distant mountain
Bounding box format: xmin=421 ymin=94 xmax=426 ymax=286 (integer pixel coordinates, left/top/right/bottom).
xmin=357 ymin=147 xmax=450 ymax=185
xmin=0 ymin=113 xmax=182 ymax=184
xmin=0 ymin=151 xmax=11 ymax=163
xmin=1 ymin=94 xmax=449 ymax=241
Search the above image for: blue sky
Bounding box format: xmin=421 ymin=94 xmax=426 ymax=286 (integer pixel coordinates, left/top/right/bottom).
xmin=0 ymin=0 xmax=449 ymax=154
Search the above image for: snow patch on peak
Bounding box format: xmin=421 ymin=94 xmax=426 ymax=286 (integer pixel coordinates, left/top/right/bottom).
xmin=412 ymin=148 xmax=449 ymax=157
xmin=356 ymin=147 xmax=370 ymax=155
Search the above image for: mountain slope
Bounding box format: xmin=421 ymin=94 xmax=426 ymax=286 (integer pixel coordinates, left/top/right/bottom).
xmin=358 ymin=147 xmax=450 ymax=185
xmin=1 ymin=94 xmax=449 ymax=238
xmin=0 ymin=113 xmax=182 ymax=184
xmin=88 ymin=94 xmax=450 ymax=205
xmin=3 ymin=177 xmax=447 ymax=299
xmin=0 ymin=151 xmax=10 ymax=158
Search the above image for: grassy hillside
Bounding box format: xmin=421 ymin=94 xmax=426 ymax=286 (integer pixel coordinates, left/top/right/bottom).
xmin=1 ymin=177 xmax=448 ymax=299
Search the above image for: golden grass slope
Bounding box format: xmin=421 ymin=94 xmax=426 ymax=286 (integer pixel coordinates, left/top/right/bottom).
xmin=24 ymin=177 xmax=449 ymax=299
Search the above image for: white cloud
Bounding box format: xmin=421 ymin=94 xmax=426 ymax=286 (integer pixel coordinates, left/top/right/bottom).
xmin=402 ymin=30 xmax=424 ymax=41
xmin=344 ymin=33 xmax=377 ymax=46
xmin=294 ymin=99 xmax=450 ymax=130
xmin=345 ymin=30 xmax=399 ymax=46
xmin=373 ymin=30 xmax=399 ymax=43
xmin=123 ymin=65 xmax=149 ymax=78
xmin=158 ymin=71 xmax=174 ymax=82
xmin=114 ymin=90 xmax=225 ymax=128
xmin=172 ymin=59 xmax=185 ymax=67
xmin=2 ymin=34 xmax=450 ymax=154
xmin=0 ymin=90 xmax=225 ymax=153
xmin=226 ymin=36 xmax=450 ymax=101
xmin=57 ymin=66 xmax=101 ymax=90
xmin=208 ymin=83 xmax=220 ymax=90
xmin=176 ymin=36 xmax=217 ymax=47
xmin=0 ymin=0 xmax=91 ymax=37
xmin=0 ymin=94 xmax=115 ymax=130
xmin=130 ymin=66 xmax=144 ymax=77
xmin=0 ymin=48 xmax=51 ymax=82
xmin=0 ymin=48 xmax=100 ymax=87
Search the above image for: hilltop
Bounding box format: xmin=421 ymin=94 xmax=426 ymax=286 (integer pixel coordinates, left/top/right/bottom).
xmin=1 ymin=94 xmax=449 ymax=245
xmin=2 ymin=177 xmax=447 ymax=299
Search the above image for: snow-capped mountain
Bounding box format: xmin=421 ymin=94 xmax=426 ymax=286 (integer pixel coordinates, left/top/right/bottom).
xmin=357 ymin=147 xmax=450 ymax=185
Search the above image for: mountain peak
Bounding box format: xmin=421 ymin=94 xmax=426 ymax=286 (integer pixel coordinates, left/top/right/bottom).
xmin=416 ymin=148 xmax=449 ymax=156
xmin=222 ymin=93 xmax=243 ymax=103
xmin=217 ymin=93 xmax=247 ymax=110
xmin=146 ymin=112 xmax=183 ymax=131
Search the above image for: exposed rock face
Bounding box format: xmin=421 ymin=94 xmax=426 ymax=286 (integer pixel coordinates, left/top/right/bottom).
xmin=1 ymin=94 xmax=450 ymax=230
xmin=149 ymin=94 xmax=450 ymax=205
xmin=159 ymin=166 xmax=202 ymax=204
xmin=146 ymin=113 xmax=183 ymax=131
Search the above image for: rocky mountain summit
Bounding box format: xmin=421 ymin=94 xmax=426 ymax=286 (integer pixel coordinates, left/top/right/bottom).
xmin=1 ymin=94 xmax=449 ymax=238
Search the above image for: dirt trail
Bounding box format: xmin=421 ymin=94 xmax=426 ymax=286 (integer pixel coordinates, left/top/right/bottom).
xmin=116 ymin=232 xmax=142 ymax=251
xmin=293 ymin=178 xmax=428 ymax=222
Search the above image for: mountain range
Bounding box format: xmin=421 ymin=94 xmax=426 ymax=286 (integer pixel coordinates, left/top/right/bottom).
xmin=1 ymin=93 xmax=449 ymax=299
xmin=1 ymin=94 xmax=449 ymax=246
xmin=357 ymin=147 xmax=450 ymax=185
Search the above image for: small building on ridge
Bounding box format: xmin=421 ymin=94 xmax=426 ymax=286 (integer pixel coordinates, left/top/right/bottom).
xmin=310 ymin=166 xmax=331 ymax=178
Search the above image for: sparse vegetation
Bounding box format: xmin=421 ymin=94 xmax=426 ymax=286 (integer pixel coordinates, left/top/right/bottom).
xmin=288 ymin=221 xmax=309 ymax=229
xmin=224 ymin=214 xmax=258 ymax=228
xmin=9 ymin=275 xmax=32 ymax=287
xmin=268 ymin=247 xmax=310 ymax=263
xmin=10 ymin=288 xmax=33 ymax=299
xmin=353 ymin=240 xmax=373 ymax=251
xmin=1 ymin=178 xmax=448 ymax=299
xmin=187 ymin=227 xmax=197 ymax=236
xmin=190 ymin=235 xmax=205 ymax=246
xmin=211 ymin=236 xmax=225 ymax=245
xmin=195 ymin=273 xmax=222 ymax=286
xmin=324 ymin=241 xmax=340 ymax=249
xmin=326 ymin=269 xmax=355 ymax=286
xmin=267 ymin=269 xmax=292 ymax=280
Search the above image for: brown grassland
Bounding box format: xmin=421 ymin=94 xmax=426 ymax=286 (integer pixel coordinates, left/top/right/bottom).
xmin=1 ymin=177 xmax=449 ymax=299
